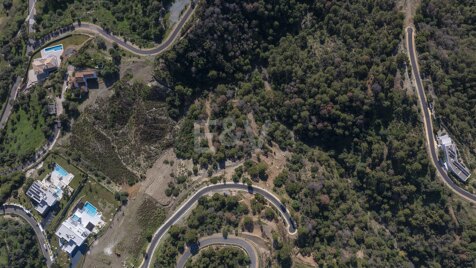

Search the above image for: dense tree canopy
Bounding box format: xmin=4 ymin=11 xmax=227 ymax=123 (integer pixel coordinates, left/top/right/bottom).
xmin=153 ymin=0 xmax=476 ymax=266
xmin=415 ymin=0 xmax=476 ymax=162
xmin=0 ymin=218 xmax=46 ymax=267
xmin=185 ymin=246 xmax=251 ymax=268
xmin=36 ymin=0 xmax=171 ymax=46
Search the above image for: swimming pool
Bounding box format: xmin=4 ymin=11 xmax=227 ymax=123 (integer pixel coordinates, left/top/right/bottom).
xmin=83 ymin=202 xmax=97 ymax=216
xmin=55 ymin=164 xmax=69 ymax=177
xmin=44 ymin=44 xmax=63 ymax=52
xmin=72 ymin=214 xmax=80 ymax=222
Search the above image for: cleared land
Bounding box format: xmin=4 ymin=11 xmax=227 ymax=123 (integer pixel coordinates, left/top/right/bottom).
xmin=84 ymin=194 xmax=165 ymax=268
xmin=0 ymin=88 xmax=49 ymax=164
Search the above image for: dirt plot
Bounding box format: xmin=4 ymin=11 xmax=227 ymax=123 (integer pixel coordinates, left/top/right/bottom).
xmin=120 ymin=57 xmax=154 ymax=83
xmin=141 ymin=149 xmax=193 ymax=205
xmin=397 ymin=0 xmax=421 ymax=27
xmin=84 ymin=194 xmax=165 ymax=267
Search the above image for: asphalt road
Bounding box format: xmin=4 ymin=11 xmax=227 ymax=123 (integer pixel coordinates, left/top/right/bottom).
xmin=0 ymin=0 xmax=36 ymax=130
xmin=176 ymin=235 xmax=258 ymax=268
xmin=141 ymin=182 xmax=296 ymax=268
xmin=73 ymin=3 xmax=195 ymax=56
xmin=0 ymin=204 xmax=52 ymax=267
xmin=0 ymin=77 xmax=22 ymax=130
xmin=406 ymin=27 xmax=476 ymax=203
xmin=1 ymin=0 xmax=196 ymax=173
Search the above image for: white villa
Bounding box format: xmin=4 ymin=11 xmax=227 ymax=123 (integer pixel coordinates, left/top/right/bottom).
xmin=438 ymin=134 xmax=471 ymax=182
xmin=55 ymin=202 xmax=104 ymax=254
xmin=26 ymin=164 xmax=74 ymax=215
xmin=27 ymin=44 xmax=64 ymax=87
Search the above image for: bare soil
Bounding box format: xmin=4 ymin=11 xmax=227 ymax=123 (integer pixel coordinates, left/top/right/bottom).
xmin=253 ymin=142 xmax=288 ymax=189
xmin=120 ymin=58 xmax=154 ymax=83
xmin=204 ymin=99 xmax=216 ymax=153
xmin=84 ymin=193 xmax=162 ymax=268
xmin=141 ymin=148 xmax=193 ymax=206
xmin=78 ymin=79 xmax=113 ymax=113
xmin=296 ymin=253 xmax=318 ymax=267
xmin=397 ymin=0 xmax=421 ymax=27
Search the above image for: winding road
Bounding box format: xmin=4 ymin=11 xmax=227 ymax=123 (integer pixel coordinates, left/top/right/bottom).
xmin=1 ymin=0 xmax=196 ymax=132
xmin=0 ymin=204 xmax=53 ymax=267
xmin=141 ymin=182 xmax=296 ymax=268
xmin=406 ymin=26 xmax=476 ymax=203
xmin=176 ymin=235 xmax=258 ymax=268
xmin=0 ymin=0 xmax=198 ymax=176
xmin=31 ymin=2 xmax=196 ymax=57
xmin=9 ymin=5 xmax=476 ymax=268
xmin=73 ymin=3 xmax=195 ymax=56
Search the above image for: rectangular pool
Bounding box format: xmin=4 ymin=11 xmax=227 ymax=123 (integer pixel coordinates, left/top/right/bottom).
xmin=44 ymin=44 xmax=63 ymax=52
xmin=83 ymin=202 xmax=97 ymax=216
xmin=72 ymin=214 xmax=80 ymax=222
xmin=54 ymin=164 xmax=69 ymax=177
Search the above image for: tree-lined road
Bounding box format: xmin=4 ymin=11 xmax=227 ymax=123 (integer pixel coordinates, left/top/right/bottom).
xmin=141 ymin=182 xmax=296 ymax=268
xmin=176 ymin=235 xmax=258 ymax=268
xmin=406 ymin=26 xmax=476 ymax=203
xmin=31 ymin=2 xmax=196 ymax=57
xmin=0 ymin=204 xmax=52 ymax=267
xmin=74 ymin=3 xmax=195 ymax=56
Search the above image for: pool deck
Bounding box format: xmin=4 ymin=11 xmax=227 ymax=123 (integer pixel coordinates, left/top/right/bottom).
xmin=40 ymin=44 xmax=64 ymax=60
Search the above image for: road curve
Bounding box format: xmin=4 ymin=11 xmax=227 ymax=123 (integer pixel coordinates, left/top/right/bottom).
xmin=0 ymin=204 xmax=52 ymax=267
xmin=406 ymin=26 xmax=476 ymax=203
xmin=67 ymin=3 xmax=195 ymax=56
xmin=176 ymin=235 xmax=258 ymax=268
xmin=141 ymin=182 xmax=296 ymax=268
xmin=1 ymin=1 xmax=197 ymax=173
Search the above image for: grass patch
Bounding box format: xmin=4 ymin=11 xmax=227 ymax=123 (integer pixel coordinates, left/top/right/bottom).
xmin=0 ymin=88 xmax=53 ymax=166
xmin=4 ymin=98 xmax=46 ymax=155
xmin=30 ymin=34 xmax=90 ymax=62
xmin=117 ymin=196 xmax=165 ymax=266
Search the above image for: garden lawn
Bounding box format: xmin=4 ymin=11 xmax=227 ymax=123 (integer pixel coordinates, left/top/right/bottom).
xmin=3 ymin=93 xmax=47 ymax=158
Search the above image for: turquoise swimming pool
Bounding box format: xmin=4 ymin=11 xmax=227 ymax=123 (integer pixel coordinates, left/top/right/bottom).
xmin=44 ymin=44 xmax=63 ymax=52
xmin=55 ymin=164 xmax=69 ymax=177
xmin=83 ymin=202 xmax=97 ymax=216
xmin=72 ymin=214 xmax=80 ymax=222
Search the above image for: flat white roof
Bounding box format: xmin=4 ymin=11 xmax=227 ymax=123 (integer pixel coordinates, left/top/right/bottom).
xmin=438 ymin=134 xmax=452 ymax=146
xmin=55 ymin=218 xmax=89 ymax=250
xmin=55 ymin=202 xmax=104 ymax=254
xmin=26 ymin=181 xmax=60 ymax=215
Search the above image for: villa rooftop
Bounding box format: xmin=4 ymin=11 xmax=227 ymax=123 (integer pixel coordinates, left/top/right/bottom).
xmin=438 ymin=134 xmax=471 ymax=182
xmin=55 ymin=202 xmax=103 ymax=254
